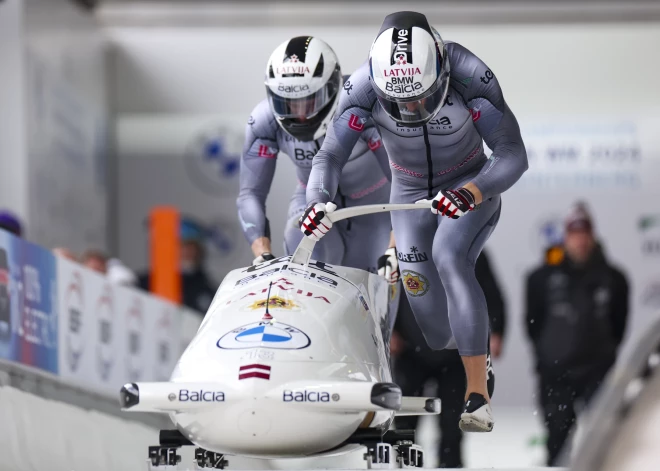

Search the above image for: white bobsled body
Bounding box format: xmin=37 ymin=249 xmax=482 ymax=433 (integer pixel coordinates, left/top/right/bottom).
xmin=121 ymin=204 xmax=441 ymax=460
xmin=125 ymin=256 xmax=399 ymax=458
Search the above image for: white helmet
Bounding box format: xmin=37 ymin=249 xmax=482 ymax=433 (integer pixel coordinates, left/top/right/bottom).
xmin=369 ymin=11 xmax=450 ymax=127
xmin=265 ymin=36 xmax=342 ymax=141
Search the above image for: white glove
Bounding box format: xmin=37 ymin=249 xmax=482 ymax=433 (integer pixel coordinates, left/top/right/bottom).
xmin=377 ymin=247 xmax=400 ymax=284
xmin=253 ymin=252 xmax=275 ymax=265
xmin=106 ymin=258 xmax=137 ymax=286
xmin=299 ymin=202 xmax=337 ymax=241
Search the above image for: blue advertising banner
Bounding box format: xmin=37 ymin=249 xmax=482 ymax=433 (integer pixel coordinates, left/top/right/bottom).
xmin=0 ymin=229 xmax=58 ymax=374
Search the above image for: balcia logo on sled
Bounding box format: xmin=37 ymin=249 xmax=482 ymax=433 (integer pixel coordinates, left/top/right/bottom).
xmin=283 ymin=390 xmax=335 ymax=402
xmin=177 ymin=389 xmax=226 ymax=402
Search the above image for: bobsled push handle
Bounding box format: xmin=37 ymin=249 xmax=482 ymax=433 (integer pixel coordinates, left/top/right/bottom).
xmin=290 ymin=202 xmax=433 ymax=267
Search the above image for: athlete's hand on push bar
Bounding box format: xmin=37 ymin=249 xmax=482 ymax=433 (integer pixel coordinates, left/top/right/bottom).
xmin=417 ymin=187 xmax=476 ymax=219
xmin=299 ymin=202 xmax=337 ymax=241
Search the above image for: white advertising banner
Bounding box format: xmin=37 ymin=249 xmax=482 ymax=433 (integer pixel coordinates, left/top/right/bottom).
xmin=118 ymin=288 xmax=149 ymax=383
xmin=143 ymin=295 xmax=180 ymax=382
xmin=58 ymin=257 xmax=189 ymax=395
xmin=58 ymin=258 xmax=126 ymax=394
xmin=514 ymin=116 xmax=660 ymax=193
xmin=178 ymin=307 xmax=203 ymax=358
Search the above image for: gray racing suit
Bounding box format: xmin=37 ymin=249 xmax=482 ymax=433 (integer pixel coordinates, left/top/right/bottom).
xmin=237 ymin=94 xmax=392 ymax=274
xmin=306 ymin=42 xmax=528 ymax=356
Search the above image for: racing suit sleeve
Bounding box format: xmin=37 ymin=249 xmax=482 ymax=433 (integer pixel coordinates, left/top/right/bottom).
xmin=306 ymin=63 xmax=377 ymax=205
xmin=236 ymin=103 xmax=280 ymax=245
xmin=449 ymin=43 xmax=528 ymax=200
xmin=361 ymin=125 xmax=392 ymax=182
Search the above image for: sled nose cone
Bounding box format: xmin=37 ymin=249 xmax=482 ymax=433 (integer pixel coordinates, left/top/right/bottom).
xmin=370 ymin=382 xmax=402 ymax=410
xmin=120 ymin=382 xmax=140 ymax=409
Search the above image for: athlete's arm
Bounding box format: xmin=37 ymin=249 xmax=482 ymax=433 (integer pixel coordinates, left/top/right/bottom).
xmin=449 ymin=43 xmax=528 ymax=203
xmin=236 ymin=104 xmax=280 ymax=257
xmin=306 ymin=64 xmax=377 ymax=205
xmin=361 ymin=125 xmax=392 ymax=182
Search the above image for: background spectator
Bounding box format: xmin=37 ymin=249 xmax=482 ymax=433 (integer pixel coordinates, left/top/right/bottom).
xmin=392 ymin=248 xmax=506 ymax=468
xmin=0 ymin=210 xmax=23 ymax=238
xmin=81 ymin=249 xmax=108 ymax=274
xmin=525 ymin=202 xmax=629 ymax=466
xmin=139 ymin=218 xmax=217 ymax=314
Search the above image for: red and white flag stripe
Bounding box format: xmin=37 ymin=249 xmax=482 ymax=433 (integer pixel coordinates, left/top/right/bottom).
xmin=238 ymin=364 xmax=271 ymax=380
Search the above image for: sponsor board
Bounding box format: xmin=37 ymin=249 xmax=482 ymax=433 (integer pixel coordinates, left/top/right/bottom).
xmin=0 ymin=232 xmax=58 ymax=374
xmin=639 ymin=215 xmax=660 ymax=256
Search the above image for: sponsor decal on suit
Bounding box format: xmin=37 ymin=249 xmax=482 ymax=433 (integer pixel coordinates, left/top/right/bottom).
xmin=402 ymin=270 xmax=430 ymax=297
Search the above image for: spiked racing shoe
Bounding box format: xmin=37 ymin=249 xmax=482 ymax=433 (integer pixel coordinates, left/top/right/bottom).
xmin=459 ymin=392 xmax=494 ymax=432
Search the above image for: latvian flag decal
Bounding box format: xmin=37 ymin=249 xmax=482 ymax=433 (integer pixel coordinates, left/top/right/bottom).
xmin=239 ymin=364 xmax=271 ymax=380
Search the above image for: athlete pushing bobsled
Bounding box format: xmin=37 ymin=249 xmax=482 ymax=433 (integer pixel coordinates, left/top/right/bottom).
xmin=299 ymin=11 xmax=528 ymax=432
xmin=237 ymin=36 xmax=396 ymax=279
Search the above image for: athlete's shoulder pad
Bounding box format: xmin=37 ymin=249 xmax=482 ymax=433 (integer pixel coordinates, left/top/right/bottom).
xmin=246 ymin=98 xmax=279 ymax=141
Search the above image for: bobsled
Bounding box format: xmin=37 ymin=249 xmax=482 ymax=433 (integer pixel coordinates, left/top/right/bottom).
xmin=120 ymin=203 xmax=440 ymax=469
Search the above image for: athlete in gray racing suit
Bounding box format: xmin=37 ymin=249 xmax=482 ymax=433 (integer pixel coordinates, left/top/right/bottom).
xmin=301 ymin=12 xmax=528 ymax=431
xmin=237 ymin=36 xmax=393 ymax=274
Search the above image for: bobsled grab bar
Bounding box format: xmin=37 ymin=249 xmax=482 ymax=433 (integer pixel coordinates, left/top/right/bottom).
xmin=291 ymin=201 xmax=433 ymax=267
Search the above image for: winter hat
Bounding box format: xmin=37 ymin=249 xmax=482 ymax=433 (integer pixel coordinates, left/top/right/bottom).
xmin=564 ymin=201 xmax=593 ymax=233
xmin=0 ymin=210 xmax=22 ymax=237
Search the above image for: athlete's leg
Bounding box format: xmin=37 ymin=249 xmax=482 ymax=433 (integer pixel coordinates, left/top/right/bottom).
xmin=283 ymin=185 xmax=346 ymax=264
xmin=432 ymin=195 xmax=502 ymax=402
xmin=391 ymin=203 xmax=453 ymax=351
xmin=340 ymin=185 xmax=393 ymax=272
xmin=339 ymin=210 xmax=391 ymax=273
xmin=339 ymin=188 xmax=399 ymax=340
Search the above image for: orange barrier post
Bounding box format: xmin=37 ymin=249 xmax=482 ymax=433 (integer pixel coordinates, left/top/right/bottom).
xmin=149 ymin=206 xmax=181 ymax=304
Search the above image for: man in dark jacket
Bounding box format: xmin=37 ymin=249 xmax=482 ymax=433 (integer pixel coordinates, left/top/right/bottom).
xmin=139 ymin=218 xmax=217 ymax=315
xmin=392 ymin=249 xmax=506 ymax=468
xmin=525 ymin=202 xmax=629 ymax=466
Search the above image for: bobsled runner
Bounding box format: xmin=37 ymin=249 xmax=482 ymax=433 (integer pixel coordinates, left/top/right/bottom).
xmin=120 ymin=202 xmax=440 ymax=469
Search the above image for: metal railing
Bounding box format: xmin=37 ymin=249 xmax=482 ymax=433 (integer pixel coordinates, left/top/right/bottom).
xmin=570 ymin=316 xmax=660 ymax=470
